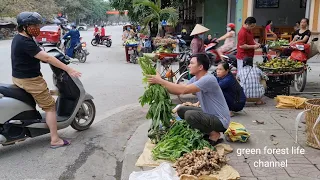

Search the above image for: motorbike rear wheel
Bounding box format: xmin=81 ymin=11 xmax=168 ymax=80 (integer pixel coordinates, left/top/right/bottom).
xmin=71 ymin=100 xmax=96 ymax=131
xmin=91 ymin=39 xmax=98 ymax=46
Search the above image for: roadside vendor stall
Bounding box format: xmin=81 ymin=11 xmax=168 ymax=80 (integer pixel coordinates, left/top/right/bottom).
xmin=265 ymin=37 xmax=319 ymax=93
xmin=125 ymin=38 xmax=140 ymax=64
xmin=257 ymin=58 xmax=305 ymax=98
xmin=129 ymin=55 xmax=241 ymax=180
xmin=151 ymin=37 xmax=180 ymax=82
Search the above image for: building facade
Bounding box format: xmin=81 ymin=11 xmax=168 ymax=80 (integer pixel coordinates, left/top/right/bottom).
xmin=179 ymin=0 xmax=319 ymax=37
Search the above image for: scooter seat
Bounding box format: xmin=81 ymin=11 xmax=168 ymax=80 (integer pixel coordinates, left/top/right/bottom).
xmin=0 ymin=84 xmax=36 ymax=107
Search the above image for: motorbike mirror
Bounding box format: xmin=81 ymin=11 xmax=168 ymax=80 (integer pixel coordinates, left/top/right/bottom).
xmin=312 ymin=38 xmax=319 ymax=42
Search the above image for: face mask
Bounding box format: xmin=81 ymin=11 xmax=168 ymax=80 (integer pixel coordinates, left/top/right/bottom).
xmin=127 ymin=27 xmax=131 ymax=31
xmin=198 ymin=34 xmax=204 ymax=39
xmin=26 ymin=26 xmax=40 ymax=37
xmin=226 ymin=27 xmax=231 ymax=32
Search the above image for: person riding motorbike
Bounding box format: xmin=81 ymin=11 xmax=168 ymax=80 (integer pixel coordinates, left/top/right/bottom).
xmin=11 ymin=12 xmax=81 ymax=148
xmin=63 ymin=23 xmax=81 ymax=59
xmin=216 ymin=23 xmax=236 ymax=58
xmin=100 ymin=25 xmax=106 ymax=43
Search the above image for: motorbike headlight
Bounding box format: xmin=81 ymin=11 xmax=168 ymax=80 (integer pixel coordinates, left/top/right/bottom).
xmin=82 ymin=43 xmax=86 ymax=47
xmin=296 ymin=45 xmax=304 ymax=50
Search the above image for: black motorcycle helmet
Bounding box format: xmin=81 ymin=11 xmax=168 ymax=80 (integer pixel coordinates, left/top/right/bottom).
xmin=17 ymin=12 xmax=43 ymax=26
xmin=17 ymin=12 xmax=43 ymax=36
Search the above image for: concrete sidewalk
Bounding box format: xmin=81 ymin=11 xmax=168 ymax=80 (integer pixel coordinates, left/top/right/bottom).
xmin=121 ymin=97 xmax=320 ymax=180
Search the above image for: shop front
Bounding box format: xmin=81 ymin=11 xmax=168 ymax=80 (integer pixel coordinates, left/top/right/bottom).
xmin=178 ymin=0 xmax=229 ymax=38
xmin=232 ymin=0 xmax=320 ymax=43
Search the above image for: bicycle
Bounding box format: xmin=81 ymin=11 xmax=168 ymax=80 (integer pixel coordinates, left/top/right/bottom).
xmin=157 ymin=49 xmax=192 ymax=82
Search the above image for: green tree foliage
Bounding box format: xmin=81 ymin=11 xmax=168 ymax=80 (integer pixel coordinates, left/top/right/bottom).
xmin=0 ymin=0 xmax=59 ymax=18
xmin=133 ymin=0 xmax=178 ymax=36
xmin=0 ymin=0 xmax=111 ymax=24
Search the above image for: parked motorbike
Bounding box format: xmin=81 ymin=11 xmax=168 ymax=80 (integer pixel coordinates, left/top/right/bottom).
xmin=204 ymin=38 xmax=237 ymax=66
xmin=0 ymin=48 xmax=96 ymax=146
xmin=289 ymin=37 xmax=319 ymax=92
xmin=175 ymin=35 xmax=188 ymax=52
xmin=91 ymin=34 xmax=112 ymax=47
xmin=61 ymin=37 xmax=89 ymax=63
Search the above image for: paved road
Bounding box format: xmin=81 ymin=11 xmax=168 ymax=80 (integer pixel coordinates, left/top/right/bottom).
xmin=0 ymin=26 xmax=146 ymax=180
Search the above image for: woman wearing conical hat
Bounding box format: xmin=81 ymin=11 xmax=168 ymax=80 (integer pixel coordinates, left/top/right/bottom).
xmin=190 ymin=24 xmax=209 ymax=54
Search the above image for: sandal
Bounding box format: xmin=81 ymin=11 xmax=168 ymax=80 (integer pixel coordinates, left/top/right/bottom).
xmin=255 ymin=101 xmax=266 ymax=105
xmin=50 ymin=139 xmax=71 ymax=149
xmin=203 ymin=135 xmax=223 ymax=146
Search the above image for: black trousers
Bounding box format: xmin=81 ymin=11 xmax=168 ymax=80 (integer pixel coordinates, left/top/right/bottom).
xmin=177 ymin=106 xmax=227 ymax=134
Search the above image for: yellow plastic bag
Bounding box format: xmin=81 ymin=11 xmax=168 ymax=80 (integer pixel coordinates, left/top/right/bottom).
xmin=275 ymin=95 xmax=307 ymax=109
xmin=224 ymin=122 xmax=250 ymax=143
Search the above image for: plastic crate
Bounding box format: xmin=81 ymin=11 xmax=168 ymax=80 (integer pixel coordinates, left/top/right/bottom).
xmin=265 ymin=84 xmax=290 ymax=98
xmin=266 ymin=75 xmax=293 ymax=87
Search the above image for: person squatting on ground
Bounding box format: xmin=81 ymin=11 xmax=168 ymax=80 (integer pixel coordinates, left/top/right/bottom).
xmin=11 ymin=12 xmax=81 ymax=148
xmin=147 ymin=53 xmax=231 ymax=146
xmin=237 ymin=57 xmax=267 ymax=105
xmin=215 ymin=61 xmax=246 ymax=117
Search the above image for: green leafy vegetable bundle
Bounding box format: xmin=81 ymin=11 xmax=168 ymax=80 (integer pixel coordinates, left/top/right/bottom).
xmin=138 ymin=56 xmax=174 ymax=144
xmin=152 ymin=120 xmax=213 ymax=162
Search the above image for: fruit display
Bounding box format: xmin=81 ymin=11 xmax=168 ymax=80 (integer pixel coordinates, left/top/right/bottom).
xmin=268 ymin=39 xmax=289 ymax=48
xmin=257 ymin=58 xmax=304 ymax=73
xmin=153 ymin=37 xmax=177 ymax=46
xmin=125 ymin=38 xmax=138 ymax=45
xmin=154 ymin=46 xmax=174 ymax=53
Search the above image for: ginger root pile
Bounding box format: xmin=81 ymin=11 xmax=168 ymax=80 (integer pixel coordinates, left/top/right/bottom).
xmin=173 ymin=147 xmax=228 ymax=177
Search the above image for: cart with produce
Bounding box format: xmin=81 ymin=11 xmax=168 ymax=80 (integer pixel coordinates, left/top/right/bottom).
xmin=125 ymin=38 xmax=141 ymax=64
xmin=257 ymin=58 xmax=305 ymax=98
xmin=152 ymin=37 xmax=180 ymax=82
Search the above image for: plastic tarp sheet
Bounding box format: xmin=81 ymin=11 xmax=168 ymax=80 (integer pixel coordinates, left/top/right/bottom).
xmin=275 ymin=95 xmax=307 ymax=109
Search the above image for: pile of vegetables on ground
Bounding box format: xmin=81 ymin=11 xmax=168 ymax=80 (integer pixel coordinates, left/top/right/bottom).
xmin=257 ymin=58 xmax=304 ymax=73
xmin=152 ymin=120 xmax=213 ymax=161
xmin=138 ymin=55 xmax=173 ymax=143
xmin=137 ymin=55 xmax=229 ymax=177
xmin=173 ymin=147 xmax=228 ymax=177
xmin=268 ymin=39 xmax=289 ymax=48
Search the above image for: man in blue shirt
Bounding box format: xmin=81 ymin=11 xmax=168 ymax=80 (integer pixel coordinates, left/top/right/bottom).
xmin=147 ymin=53 xmax=230 ymax=145
xmin=63 ymin=23 xmax=80 ymax=58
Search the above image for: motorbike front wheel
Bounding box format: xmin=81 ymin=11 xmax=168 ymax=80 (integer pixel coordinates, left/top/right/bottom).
xmin=294 ymin=69 xmax=307 ymax=92
xmin=91 ymin=39 xmax=98 ymax=46
xmin=71 ymin=100 xmax=96 ymax=131
xmin=76 ymin=50 xmax=87 ymax=63
xmin=106 ymin=40 xmax=112 ymax=47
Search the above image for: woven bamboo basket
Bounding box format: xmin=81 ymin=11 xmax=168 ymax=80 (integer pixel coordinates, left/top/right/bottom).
xmin=305 ymin=99 xmax=320 ymax=149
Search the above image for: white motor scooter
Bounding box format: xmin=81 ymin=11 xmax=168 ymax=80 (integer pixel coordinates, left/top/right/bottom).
xmin=0 ymin=48 xmax=96 ymax=146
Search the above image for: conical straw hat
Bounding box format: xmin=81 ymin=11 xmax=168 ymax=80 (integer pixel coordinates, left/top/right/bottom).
xmin=190 ymin=24 xmax=209 ymax=36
